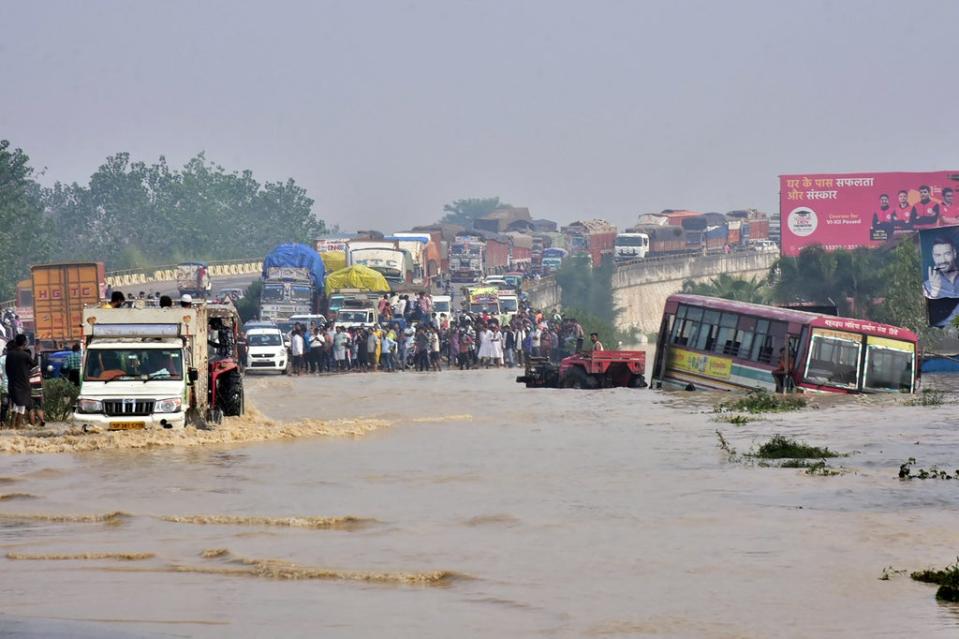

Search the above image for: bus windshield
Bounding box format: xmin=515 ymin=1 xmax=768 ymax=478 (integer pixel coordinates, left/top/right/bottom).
xmin=803 ymin=329 xmax=861 ymax=390
xmin=863 ymin=337 xmax=914 ymax=392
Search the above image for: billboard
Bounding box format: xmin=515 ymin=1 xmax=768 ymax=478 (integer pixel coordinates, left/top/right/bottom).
xmin=919 ymin=225 xmax=959 ymax=327
xmin=780 ymin=171 xmax=959 ymax=256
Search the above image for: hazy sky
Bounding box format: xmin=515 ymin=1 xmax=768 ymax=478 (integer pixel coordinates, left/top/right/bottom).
xmin=3 ymin=0 xmax=958 ymax=232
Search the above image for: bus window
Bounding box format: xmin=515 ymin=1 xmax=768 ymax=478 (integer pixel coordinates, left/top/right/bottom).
xmin=734 ymin=315 xmax=757 ymax=360
xmin=714 ymin=312 xmax=739 ymax=355
xmin=695 ymin=310 xmax=721 ymax=351
xmin=750 ymin=319 xmax=771 ymax=362
xmin=804 ymin=329 xmax=861 ymax=389
xmin=863 ymin=337 xmax=915 ymax=392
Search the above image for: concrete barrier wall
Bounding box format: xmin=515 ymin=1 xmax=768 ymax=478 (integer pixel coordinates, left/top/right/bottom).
xmin=613 ymin=252 xmax=778 ymax=333
xmin=525 ymin=252 xmax=778 ymax=334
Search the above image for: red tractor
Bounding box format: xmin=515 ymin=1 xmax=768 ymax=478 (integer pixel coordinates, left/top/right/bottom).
xmin=517 ymin=350 xmax=647 ymax=389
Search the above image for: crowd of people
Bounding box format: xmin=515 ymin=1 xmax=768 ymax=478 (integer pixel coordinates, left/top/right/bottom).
xmin=278 ymin=291 xmax=601 ymax=376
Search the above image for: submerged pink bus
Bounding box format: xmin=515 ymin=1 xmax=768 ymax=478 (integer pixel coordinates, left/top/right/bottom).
xmin=651 ymin=294 xmax=918 ymax=394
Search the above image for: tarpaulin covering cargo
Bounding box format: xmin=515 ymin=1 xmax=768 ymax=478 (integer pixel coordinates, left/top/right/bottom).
xmin=262 ymin=243 xmax=326 ymax=292
xmin=325 ymin=265 xmax=390 ymax=293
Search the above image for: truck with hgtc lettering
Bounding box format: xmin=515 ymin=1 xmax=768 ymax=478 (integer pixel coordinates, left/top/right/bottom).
xmin=31 ymin=262 xmax=107 ymax=352
xmin=259 ymin=244 xmax=326 ymax=322
xmin=73 ymin=303 xmax=245 ymax=431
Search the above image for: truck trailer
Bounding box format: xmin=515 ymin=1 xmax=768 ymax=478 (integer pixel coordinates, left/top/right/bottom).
xmin=32 ymin=262 xmax=106 ymax=351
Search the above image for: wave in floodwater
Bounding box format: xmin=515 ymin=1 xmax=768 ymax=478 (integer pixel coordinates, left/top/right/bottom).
xmin=0 ymin=493 xmax=38 ymax=501
xmin=160 ymin=514 xmax=376 ymax=530
xmin=0 ymin=402 xmax=472 ymax=454
xmin=0 ymin=511 xmax=131 ymax=525
xmin=0 ymin=477 xmax=19 ymax=484
xmin=6 ymin=551 xmax=154 ymax=561
xmin=94 ymin=549 xmax=467 ymax=586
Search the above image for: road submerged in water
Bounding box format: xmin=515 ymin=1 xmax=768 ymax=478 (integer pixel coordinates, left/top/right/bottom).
xmin=1 ymin=369 xmax=958 ymax=638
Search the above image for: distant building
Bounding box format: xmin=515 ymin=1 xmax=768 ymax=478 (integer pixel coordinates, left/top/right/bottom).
xmin=530 ymin=218 xmax=558 ymax=233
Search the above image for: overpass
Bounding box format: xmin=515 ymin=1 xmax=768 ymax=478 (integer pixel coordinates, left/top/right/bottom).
xmin=525 ymin=251 xmax=778 ymax=335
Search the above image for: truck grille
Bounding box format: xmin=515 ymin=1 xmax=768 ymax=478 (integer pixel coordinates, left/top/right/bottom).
xmin=103 ymin=399 xmax=155 ymax=416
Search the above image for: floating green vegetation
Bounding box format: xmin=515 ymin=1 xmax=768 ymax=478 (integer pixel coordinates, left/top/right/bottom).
xmin=910 ymin=559 xmax=959 ymax=602
xmin=717 ymin=389 xmax=806 ymax=414
xmin=715 ymin=431 xmax=844 ymax=475
xmin=754 ymin=434 xmax=841 ymax=459
xmin=898 ymin=459 xmax=959 ymax=480
xmin=904 ymin=389 xmax=945 ymax=407
xmin=714 ymin=414 xmax=753 ymax=426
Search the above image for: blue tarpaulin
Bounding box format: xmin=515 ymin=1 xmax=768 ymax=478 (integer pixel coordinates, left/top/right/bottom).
xmin=262 ymin=243 xmax=326 ymax=293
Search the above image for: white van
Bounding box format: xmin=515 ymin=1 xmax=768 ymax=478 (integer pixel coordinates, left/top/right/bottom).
xmin=245 ymin=326 xmax=288 ymax=374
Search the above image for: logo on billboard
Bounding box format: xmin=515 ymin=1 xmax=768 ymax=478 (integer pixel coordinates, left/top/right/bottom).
xmin=787 ymin=207 xmax=818 ymax=237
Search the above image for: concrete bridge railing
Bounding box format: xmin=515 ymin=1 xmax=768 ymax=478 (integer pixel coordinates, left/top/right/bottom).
xmin=104 ymin=259 xmax=263 ymax=289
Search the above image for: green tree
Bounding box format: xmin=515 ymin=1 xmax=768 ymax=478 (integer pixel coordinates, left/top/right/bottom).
xmin=681 ymin=273 xmax=771 ymax=304
xmin=439 ymin=197 xmax=508 ymax=227
xmin=769 ymin=245 xmax=885 ymax=317
xmin=873 ymin=239 xmax=932 ymax=341
xmin=43 ymin=152 xmax=327 ymax=270
xmin=0 ymin=140 xmax=49 ymax=299
xmin=554 ymin=255 xmax=626 ymax=343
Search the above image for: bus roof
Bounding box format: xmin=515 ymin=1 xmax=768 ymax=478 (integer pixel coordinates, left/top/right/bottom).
xmin=665 ymin=294 xmax=918 ymax=343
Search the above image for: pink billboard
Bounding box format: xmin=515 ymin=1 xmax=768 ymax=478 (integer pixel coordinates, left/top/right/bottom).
xmin=780 ymin=171 xmax=959 ymax=256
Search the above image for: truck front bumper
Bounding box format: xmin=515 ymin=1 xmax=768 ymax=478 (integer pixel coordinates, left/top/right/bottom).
xmin=71 ymin=412 xmax=187 ymax=431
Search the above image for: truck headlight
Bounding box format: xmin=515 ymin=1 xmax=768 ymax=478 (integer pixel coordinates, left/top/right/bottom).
xmin=77 ymin=398 xmax=103 ymax=414
xmin=154 ymin=397 xmax=182 ymax=413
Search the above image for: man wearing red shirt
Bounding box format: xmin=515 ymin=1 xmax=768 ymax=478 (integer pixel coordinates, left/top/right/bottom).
xmin=896 ymin=190 xmax=912 ymax=227
xmin=941 ymin=188 xmax=958 ymax=225
xmin=910 ymin=185 xmax=941 ymax=227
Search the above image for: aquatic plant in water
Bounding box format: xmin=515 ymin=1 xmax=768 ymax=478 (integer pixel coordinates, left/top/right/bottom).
xmin=753 ymin=434 xmax=840 ymax=459
xmin=911 ymin=558 xmax=959 ymax=602
xmin=717 ymin=389 xmax=806 ymax=414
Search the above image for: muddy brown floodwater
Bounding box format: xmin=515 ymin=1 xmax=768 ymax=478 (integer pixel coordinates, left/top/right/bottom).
xmin=1 ymin=368 xmax=959 ymax=638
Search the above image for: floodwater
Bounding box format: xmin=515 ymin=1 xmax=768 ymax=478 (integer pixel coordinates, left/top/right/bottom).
xmin=1 ymin=368 xmax=959 ymax=638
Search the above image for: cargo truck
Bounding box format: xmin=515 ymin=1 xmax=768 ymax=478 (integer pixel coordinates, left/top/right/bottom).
xmin=73 ymin=303 xmax=244 ymax=430
xmin=32 ymin=262 xmax=106 ymax=351
xmin=260 ymin=244 xmax=326 ymax=322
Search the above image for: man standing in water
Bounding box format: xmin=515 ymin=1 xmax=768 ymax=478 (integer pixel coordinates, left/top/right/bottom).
xmin=4 ymin=334 xmax=33 ymax=429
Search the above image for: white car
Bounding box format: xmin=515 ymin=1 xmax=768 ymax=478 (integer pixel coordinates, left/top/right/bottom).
xmin=245 ymin=327 xmax=288 ymax=374
xmin=748 ymin=240 xmax=779 ymax=253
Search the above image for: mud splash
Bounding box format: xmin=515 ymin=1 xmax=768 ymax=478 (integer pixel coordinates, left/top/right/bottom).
xmin=0 ymin=511 xmax=130 ymax=525
xmin=6 ymin=551 xmax=154 ymax=561
xmin=160 ymin=514 xmax=376 ymax=530
xmin=0 ymin=403 xmax=472 ymax=454
xmin=0 ymin=493 xmax=38 ymax=501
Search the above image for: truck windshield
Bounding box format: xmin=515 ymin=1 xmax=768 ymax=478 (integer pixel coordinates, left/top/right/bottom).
xmin=84 ymin=348 xmax=183 ymax=381
xmin=434 ymin=300 xmax=450 ymax=313
xmin=248 ymin=333 xmax=283 ymax=346
xmin=261 ymin=284 xmax=284 ymax=302
xmin=500 ymin=298 xmax=518 ymax=312
xmin=290 ymin=285 xmax=313 ymax=301
xmin=616 ymin=236 xmax=646 ymax=246
xmin=469 ymin=303 xmax=499 ymax=313
xmin=338 ymin=311 xmax=370 ymax=323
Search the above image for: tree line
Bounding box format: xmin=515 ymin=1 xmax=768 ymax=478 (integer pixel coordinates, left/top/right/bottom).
xmin=682 ymin=241 xmax=931 ymax=341
xmin=0 ymin=139 xmax=326 ymax=300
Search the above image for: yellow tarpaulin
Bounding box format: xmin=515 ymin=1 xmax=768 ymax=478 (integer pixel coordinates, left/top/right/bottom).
xmin=320 ymin=251 xmax=347 ymax=273
xmin=325 ymin=265 xmax=390 ymax=293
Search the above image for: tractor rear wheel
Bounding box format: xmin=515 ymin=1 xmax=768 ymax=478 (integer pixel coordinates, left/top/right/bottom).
xmin=561 ymin=366 xmax=589 ymax=389
xmin=217 ymin=370 xmax=244 ymax=417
